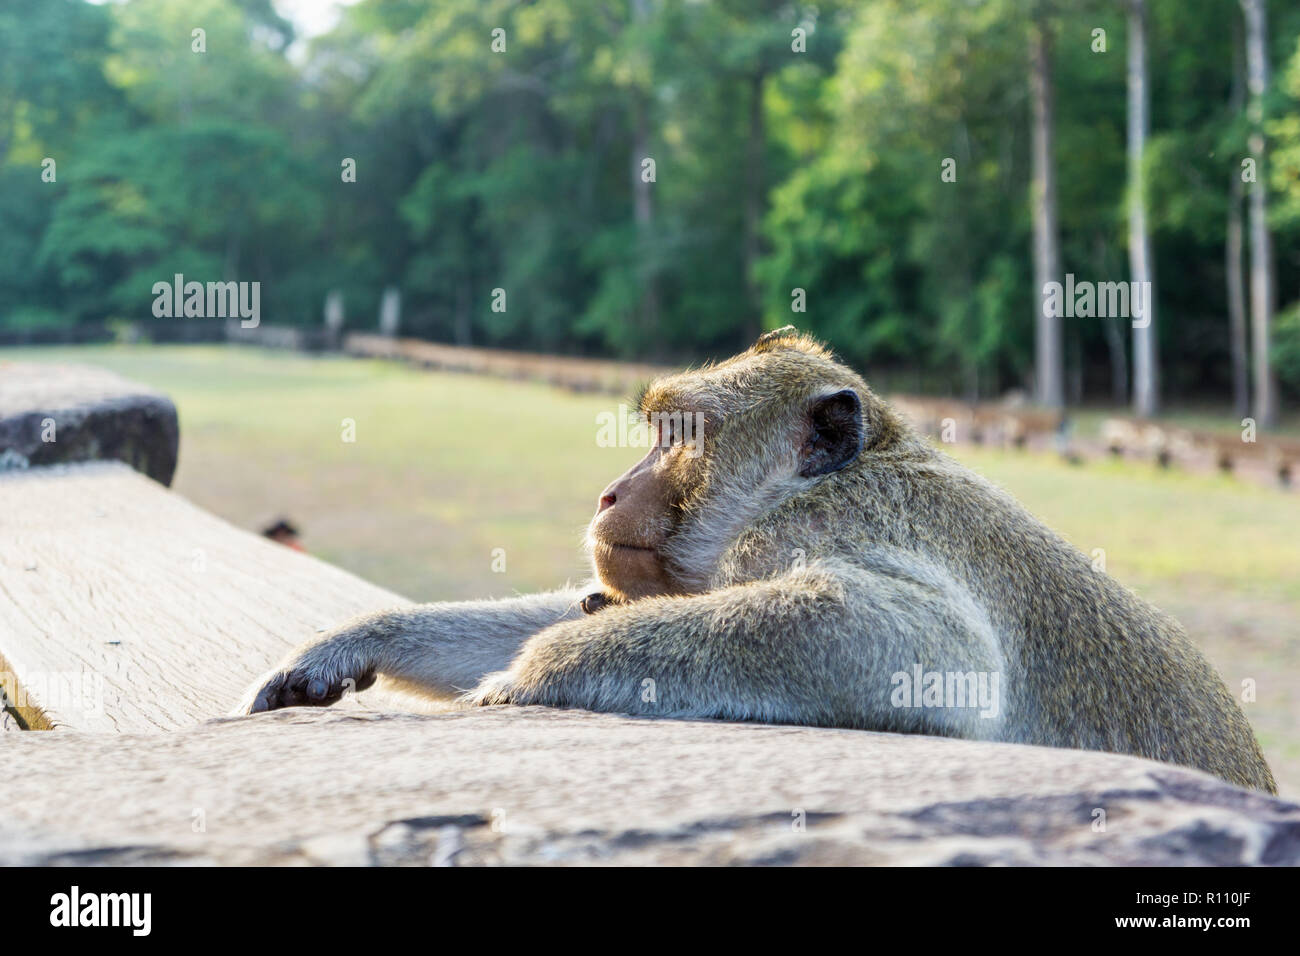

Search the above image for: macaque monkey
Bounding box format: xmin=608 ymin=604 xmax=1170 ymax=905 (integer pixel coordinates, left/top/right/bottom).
xmin=236 ymin=328 xmax=1276 ymax=794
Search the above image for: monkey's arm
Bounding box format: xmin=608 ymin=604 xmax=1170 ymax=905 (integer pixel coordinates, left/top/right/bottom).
xmin=233 ymin=588 xmax=590 ymax=714
xmin=463 ymin=559 xmax=1006 ymax=738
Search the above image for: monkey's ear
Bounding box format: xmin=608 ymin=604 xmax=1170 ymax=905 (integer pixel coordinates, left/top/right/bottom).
xmin=800 ymin=389 xmax=864 ymax=477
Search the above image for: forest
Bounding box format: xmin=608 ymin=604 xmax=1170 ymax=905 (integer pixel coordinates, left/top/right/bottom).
xmin=2 ymin=0 xmax=1300 ymax=421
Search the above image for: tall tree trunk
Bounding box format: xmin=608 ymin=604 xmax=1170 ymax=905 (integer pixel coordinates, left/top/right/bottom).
xmin=1227 ymin=18 xmax=1250 ymax=419
xmin=1128 ymin=0 xmax=1158 ymax=417
xmin=631 ymin=94 xmax=659 ymax=343
xmin=742 ymin=68 xmax=767 ymax=344
xmin=1029 ymin=19 xmax=1063 ymax=409
xmin=1240 ymin=0 xmax=1277 ymax=427
xmin=1094 ymin=236 xmax=1129 ymax=405
xmin=631 ymin=0 xmax=659 ymax=350
xmin=1103 ymin=315 xmax=1129 ymax=405
xmin=955 ymin=120 xmax=978 ymax=404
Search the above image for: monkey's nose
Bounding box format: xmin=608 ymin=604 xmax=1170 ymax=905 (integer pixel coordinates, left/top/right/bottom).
xmin=597 ymin=493 xmax=616 ymax=513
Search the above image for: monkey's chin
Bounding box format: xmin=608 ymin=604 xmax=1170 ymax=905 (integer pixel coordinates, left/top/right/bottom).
xmin=590 ymin=539 xmax=673 ymax=601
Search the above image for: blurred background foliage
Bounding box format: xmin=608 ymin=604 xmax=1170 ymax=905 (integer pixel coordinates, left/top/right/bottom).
xmin=2 ymin=0 xmax=1300 ymax=406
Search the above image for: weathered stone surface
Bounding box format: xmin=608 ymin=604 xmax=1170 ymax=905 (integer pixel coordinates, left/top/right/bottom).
xmin=0 ymin=461 xmax=412 ymax=731
xmin=3 ymin=708 xmax=1296 ymax=866
xmin=0 ymin=362 xmax=179 ymax=485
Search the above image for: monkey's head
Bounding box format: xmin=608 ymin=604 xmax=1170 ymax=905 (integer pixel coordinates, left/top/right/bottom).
xmin=586 ymin=327 xmax=910 ymax=602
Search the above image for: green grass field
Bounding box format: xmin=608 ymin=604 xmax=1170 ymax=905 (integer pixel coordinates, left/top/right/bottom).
xmin=7 ymin=344 xmax=1299 ymax=793
xmin=6 ymin=344 xmax=644 ymax=601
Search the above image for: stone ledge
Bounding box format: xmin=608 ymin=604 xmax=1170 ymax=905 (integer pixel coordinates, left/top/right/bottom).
xmin=0 ymin=461 xmax=411 ymax=731
xmin=4 ymin=708 xmax=1296 ymax=866
xmin=0 ymin=361 xmax=179 ymax=485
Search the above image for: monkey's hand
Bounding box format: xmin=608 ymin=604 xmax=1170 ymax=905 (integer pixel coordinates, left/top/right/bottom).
xmin=232 ymin=644 xmax=377 ymax=715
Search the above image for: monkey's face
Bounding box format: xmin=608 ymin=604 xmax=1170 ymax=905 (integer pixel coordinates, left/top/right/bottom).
xmin=588 ymin=332 xmax=886 ymax=601
xmin=587 ymin=410 xmax=700 ymax=601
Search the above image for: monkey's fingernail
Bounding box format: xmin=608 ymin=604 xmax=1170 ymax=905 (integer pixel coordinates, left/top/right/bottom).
xmin=307 ymin=679 xmax=328 ymax=700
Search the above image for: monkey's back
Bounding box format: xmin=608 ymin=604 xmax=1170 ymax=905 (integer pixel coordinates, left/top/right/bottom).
xmin=851 ymin=448 xmax=1276 ymax=793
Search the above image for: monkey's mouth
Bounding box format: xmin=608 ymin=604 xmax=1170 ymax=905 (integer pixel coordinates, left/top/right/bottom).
xmin=590 ymin=538 xmax=660 ymax=558
xmin=607 ymin=542 xmax=657 ymax=554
